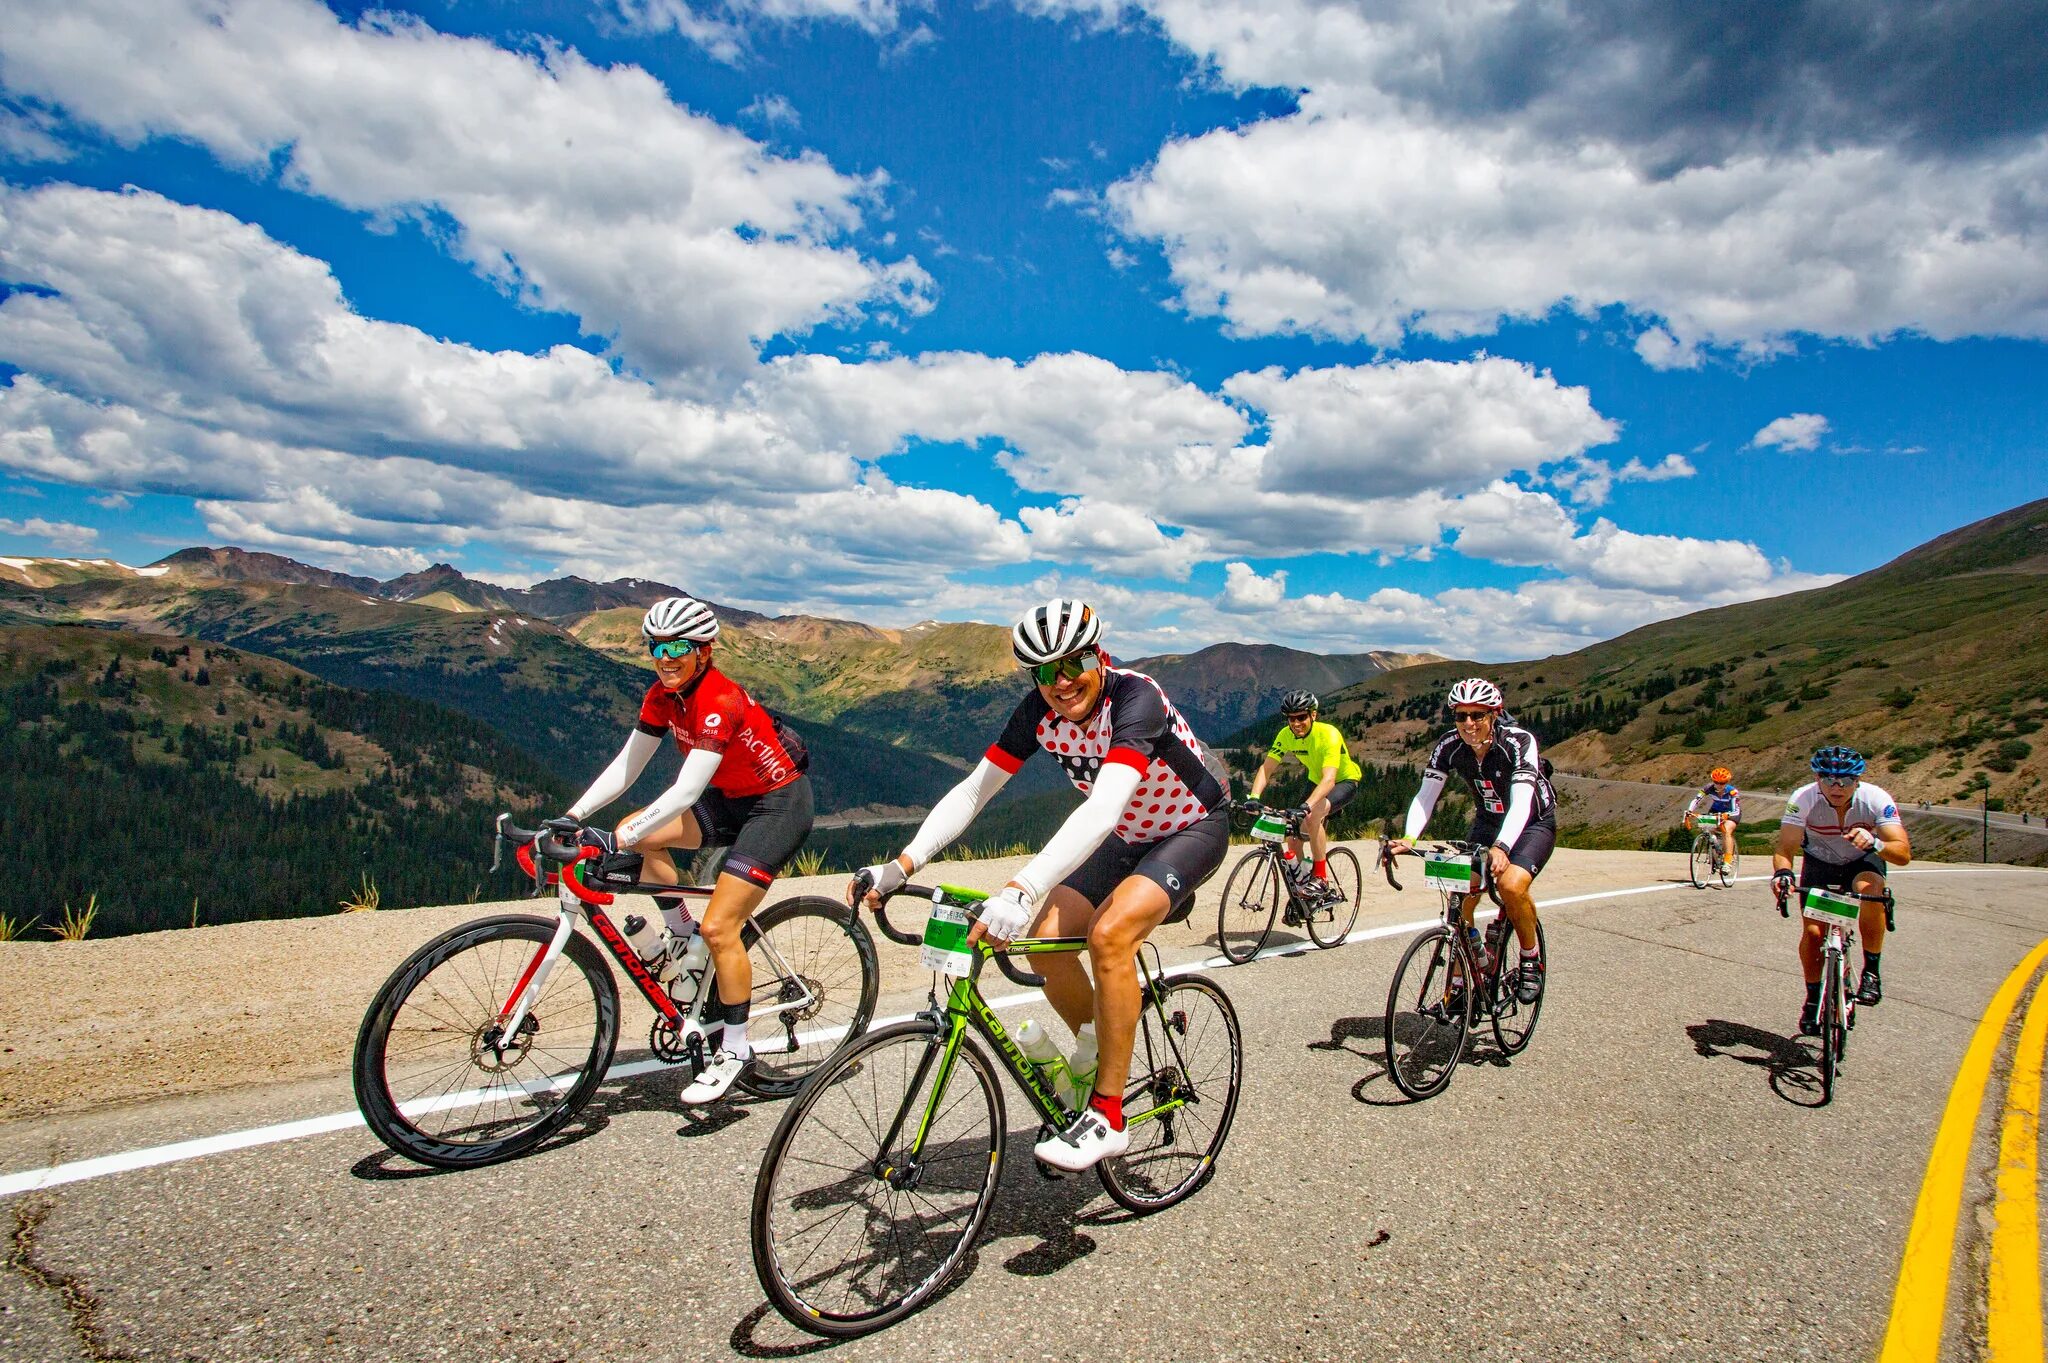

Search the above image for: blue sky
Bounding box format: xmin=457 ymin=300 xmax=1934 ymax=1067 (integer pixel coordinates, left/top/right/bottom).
xmin=0 ymin=0 xmax=2043 ymax=658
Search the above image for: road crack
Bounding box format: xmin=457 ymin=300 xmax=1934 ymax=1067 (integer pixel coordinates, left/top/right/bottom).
xmin=8 ymin=1195 xmax=138 ymax=1363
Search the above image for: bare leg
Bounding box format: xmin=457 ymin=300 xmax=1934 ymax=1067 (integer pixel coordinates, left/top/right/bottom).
xmin=1494 ymin=865 xmax=1539 ymax=951
xmin=1086 ymin=877 xmax=1173 ymax=1104
xmin=1033 ymin=886 xmax=1099 ymax=1034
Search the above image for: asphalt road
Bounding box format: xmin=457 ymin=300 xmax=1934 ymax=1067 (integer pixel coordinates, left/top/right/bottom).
xmin=4 ymin=856 xmax=2045 ymax=1363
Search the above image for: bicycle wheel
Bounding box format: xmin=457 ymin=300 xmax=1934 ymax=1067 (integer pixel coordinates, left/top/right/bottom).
xmin=1215 ymin=848 xmax=1280 ymax=965
xmin=735 ymin=896 xmax=881 ymax=1098
xmin=1689 ymin=834 xmax=1710 ymax=889
xmin=1489 ymin=917 xmax=1546 ymax=1056
xmin=1306 ymin=847 xmax=1364 ymax=949
xmin=751 ymin=1019 xmax=1005 ymax=1338
xmin=1718 ymin=844 xmax=1739 ymax=889
xmin=1817 ymin=955 xmax=1843 ymax=1105
xmin=353 ymin=914 xmax=619 ymax=1169
xmin=1384 ymin=926 xmax=1472 ymax=1100
xmin=1098 ymin=973 xmax=1243 ymax=1213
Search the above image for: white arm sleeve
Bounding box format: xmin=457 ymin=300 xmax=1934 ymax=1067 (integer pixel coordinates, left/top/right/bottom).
xmin=1496 ymin=781 xmax=1535 ymax=849
xmin=1494 ymin=732 xmax=1543 ymax=847
xmin=568 ymin=729 xmax=663 ymax=820
xmin=1684 ymin=790 xmax=1704 ymax=815
xmin=1010 ymin=764 xmax=1144 ymax=905
xmin=901 ymin=758 xmax=1014 ymax=870
xmin=1403 ymin=769 xmax=1447 ymax=840
xmin=617 ymin=747 xmax=723 ymax=848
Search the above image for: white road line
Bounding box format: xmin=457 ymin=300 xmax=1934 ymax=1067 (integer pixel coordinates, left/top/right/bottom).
xmin=3 ymin=863 xmax=2041 ymax=1198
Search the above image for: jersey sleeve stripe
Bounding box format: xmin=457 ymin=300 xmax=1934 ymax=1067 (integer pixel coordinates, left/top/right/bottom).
xmin=984 ymin=743 xmax=1025 ymax=774
xmin=1104 ymin=745 xmax=1149 ymax=772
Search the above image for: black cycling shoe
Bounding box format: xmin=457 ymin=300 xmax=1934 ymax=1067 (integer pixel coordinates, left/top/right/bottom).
xmin=1797 ymin=1003 xmax=1821 ymax=1037
xmin=1856 ymin=969 xmax=1883 ymax=1006
xmin=1514 ymin=956 xmax=1544 ymax=1005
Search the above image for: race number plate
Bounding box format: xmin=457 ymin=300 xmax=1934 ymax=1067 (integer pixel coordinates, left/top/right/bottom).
xmin=1696 ymin=815 xmax=1721 ymax=829
xmin=1250 ymin=814 xmax=1288 ymax=843
xmin=920 ymin=899 xmax=973 ymax=976
xmin=1801 ymin=887 xmax=1862 ymax=928
xmin=1423 ymin=853 xmax=1476 ymax=890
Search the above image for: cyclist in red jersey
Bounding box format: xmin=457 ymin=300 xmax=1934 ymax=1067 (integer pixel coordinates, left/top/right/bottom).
xmin=565 ymin=595 xmax=814 ymax=1103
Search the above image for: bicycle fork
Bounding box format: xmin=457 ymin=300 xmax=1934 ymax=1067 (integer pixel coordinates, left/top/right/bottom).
xmin=493 ymin=901 xmax=580 ymax=1054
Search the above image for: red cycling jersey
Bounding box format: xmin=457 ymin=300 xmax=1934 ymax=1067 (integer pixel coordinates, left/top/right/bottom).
xmin=635 ymin=667 xmax=801 ymax=799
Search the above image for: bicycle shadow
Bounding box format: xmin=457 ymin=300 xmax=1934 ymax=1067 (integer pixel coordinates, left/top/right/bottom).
xmin=1324 ymin=1012 xmax=1520 ymax=1108
xmin=348 ymin=1055 xmax=766 ymax=1180
xmin=1686 ymin=1019 xmax=1826 ymax=1108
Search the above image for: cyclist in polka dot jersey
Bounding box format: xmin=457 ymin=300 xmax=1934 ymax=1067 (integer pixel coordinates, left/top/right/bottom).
xmin=851 ymin=599 xmax=1231 ymax=1173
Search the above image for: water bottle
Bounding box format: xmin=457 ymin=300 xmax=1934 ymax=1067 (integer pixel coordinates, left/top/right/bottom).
xmin=619 ymin=912 xmax=667 ymax=967
xmin=669 ymin=920 xmax=710 ymax=991
xmin=1281 ymin=846 xmax=1306 ymax=881
xmin=1015 ymin=1019 xmax=1068 ymax=1094
xmin=1061 ymin=1023 xmax=1098 ymax=1111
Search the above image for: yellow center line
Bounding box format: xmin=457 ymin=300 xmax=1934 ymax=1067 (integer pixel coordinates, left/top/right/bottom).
xmin=1989 ymin=965 xmax=2048 ymax=1363
xmin=1881 ymin=936 xmax=2048 ymax=1363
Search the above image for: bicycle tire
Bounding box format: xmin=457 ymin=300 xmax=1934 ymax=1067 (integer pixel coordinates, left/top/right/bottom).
xmin=1489 ymin=917 xmax=1546 ymax=1056
xmin=353 ymin=914 xmax=619 ymax=1169
xmin=751 ymin=1019 xmax=1004 ymax=1338
xmin=1818 ymin=954 xmax=1842 ymax=1105
xmin=1718 ymin=845 xmax=1739 ymax=889
xmin=1306 ymin=847 xmax=1363 ymax=949
xmin=1689 ymin=834 xmax=1710 ymax=889
xmin=1384 ymin=926 xmax=1472 ymax=1100
xmin=1216 ymin=848 xmax=1280 ymax=965
xmin=733 ymin=896 xmax=881 ymax=1098
xmin=1098 ymin=973 xmax=1242 ymax=1213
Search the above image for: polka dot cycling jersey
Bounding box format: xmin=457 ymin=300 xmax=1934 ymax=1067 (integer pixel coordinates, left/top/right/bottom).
xmin=985 ymin=667 xmax=1227 ymax=844
xmin=634 ymin=667 xmax=800 ymax=799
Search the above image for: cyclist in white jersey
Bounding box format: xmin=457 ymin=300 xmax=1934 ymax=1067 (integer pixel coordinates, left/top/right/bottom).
xmin=1772 ymin=745 xmax=1911 ymax=1033
xmin=850 ymin=599 xmax=1230 ymax=1173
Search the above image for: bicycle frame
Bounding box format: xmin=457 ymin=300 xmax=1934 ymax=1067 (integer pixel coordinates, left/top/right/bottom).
xmin=490 ymin=830 xmax=818 ymax=1064
xmin=873 ymin=889 xmax=1194 ymax=1175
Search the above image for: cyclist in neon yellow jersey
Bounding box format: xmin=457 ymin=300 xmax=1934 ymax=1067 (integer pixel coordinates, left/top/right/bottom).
xmin=1246 ymin=689 xmax=1361 ymax=902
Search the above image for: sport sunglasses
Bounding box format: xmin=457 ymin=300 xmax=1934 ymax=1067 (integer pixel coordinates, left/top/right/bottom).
xmin=648 ymin=638 xmax=703 ymax=661
xmin=1283 ymin=711 xmax=1314 ymax=722
xmin=1452 ymin=708 xmax=1495 ymax=723
xmin=1029 ymin=651 xmax=1102 ymax=686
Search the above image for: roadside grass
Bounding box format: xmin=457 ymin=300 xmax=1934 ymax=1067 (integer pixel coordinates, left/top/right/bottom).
xmin=338 ymin=873 xmax=382 ymax=913
xmin=787 ymin=848 xmax=828 ymax=878
xmin=46 ymin=894 xmax=98 ymax=941
xmin=0 ymin=911 xmax=32 ymax=942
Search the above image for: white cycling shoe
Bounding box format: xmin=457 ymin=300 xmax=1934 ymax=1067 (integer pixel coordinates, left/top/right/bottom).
xmin=1034 ymin=1106 xmax=1129 ymax=1172
xmin=680 ymin=1050 xmax=747 ymax=1105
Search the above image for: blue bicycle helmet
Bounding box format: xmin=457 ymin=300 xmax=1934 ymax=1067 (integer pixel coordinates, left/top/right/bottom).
xmin=1810 ymin=745 xmax=1866 ymax=778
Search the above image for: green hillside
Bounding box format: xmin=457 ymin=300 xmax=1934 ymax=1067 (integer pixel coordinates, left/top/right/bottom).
xmin=0 ymin=575 xmax=966 ymax=816
xmin=1328 ymin=498 xmax=2048 ymax=808
xmin=0 ymin=625 xmax=567 ymax=936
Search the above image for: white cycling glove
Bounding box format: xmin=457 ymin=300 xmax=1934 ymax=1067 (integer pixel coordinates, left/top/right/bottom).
xmin=976 ymin=886 xmax=1034 ymax=943
xmin=855 ymin=859 xmax=907 ymax=899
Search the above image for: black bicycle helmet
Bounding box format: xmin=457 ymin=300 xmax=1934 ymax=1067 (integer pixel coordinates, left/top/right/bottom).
xmin=1280 ymin=688 xmax=1319 ymax=715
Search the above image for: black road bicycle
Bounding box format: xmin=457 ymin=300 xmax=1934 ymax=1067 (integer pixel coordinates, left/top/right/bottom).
xmin=750 ymin=876 xmax=1242 ymax=1337
xmin=1376 ymin=837 xmax=1546 ymax=1100
xmin=1214 ymin=801 xmax=1363 ymax=963
xmin=352 ymin=815 xmax=879 ymax=1168
xmin=1775 ymin=877 xmax=1895 ymax=1105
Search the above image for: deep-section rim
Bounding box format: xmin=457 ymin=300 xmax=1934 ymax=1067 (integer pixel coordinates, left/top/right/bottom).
xmin=750 ymin=1019 xmax=1005 ymax=1337
xmin=1215 ymin=847 xmax=1280 ymax=965
xmin=353 ymin=914 xmax=619 ymax=1169
xmin=1097 ymin=972 xmax=1243 ymax=1213
xmin=1383 ymin=925 xmax=1472 ymax=1100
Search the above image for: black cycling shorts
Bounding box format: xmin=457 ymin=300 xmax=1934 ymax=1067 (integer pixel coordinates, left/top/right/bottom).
xmin=1470 ymin=815 xmax=1557 ymax=878
xmin=1800 ymin=850 xmax=1886 ymax=892
xmin=692 ymin=775 xmax=815 ymax=888
xmin=1321 ymin=780 xmax=1359 ymax=815
xmin=1062 ymin=806 xmax=1230 ymax=923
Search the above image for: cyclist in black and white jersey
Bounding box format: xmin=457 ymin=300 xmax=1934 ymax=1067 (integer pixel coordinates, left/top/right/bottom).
xmin=850 ymin=599 xmax=1230 ymax=1173
xmin=1389 ymin=678 xmax=1556 ymax=1004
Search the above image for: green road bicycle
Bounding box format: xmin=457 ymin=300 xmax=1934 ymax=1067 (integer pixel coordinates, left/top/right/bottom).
xmin=1776 ymin=878 xmax=1896 ymax=1105
xmin=1376 ymin=837 xmax=1546 ymax=1100
xmin=1688 ymin=814 xmax=1738 ymax=889
xmin=1215 ymin=800 xmax=1363 ymax=963
xmin=750 ymin=878 xmax=1243 ymax=1337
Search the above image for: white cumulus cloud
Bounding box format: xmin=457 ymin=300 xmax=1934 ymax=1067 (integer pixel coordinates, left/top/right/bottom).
xmin=1752 ymin=413 xmax=1832 ymax=452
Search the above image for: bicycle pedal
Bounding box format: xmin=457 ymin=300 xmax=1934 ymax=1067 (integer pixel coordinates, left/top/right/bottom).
xmin=1032 ymin=1158 xmax=1070 ymax=1181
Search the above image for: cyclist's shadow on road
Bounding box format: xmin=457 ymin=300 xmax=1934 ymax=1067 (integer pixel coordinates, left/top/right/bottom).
xmin=1686 ymin=1019 xmax=1827 ymax=1108
xmin=348 ymin=1054 xmax=757 ymax=1181
xmin=1312 ymin=1014 xmax=1517 ymax=1106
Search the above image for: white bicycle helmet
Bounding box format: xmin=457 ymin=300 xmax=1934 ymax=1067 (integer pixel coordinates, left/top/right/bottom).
xmin=1446 ymin=677 xmax=1504 ymax=710
xmin=641 ymin=595 xmax=719 ymax=643
xmin=1011 ymin=598 xmax=1102 ymax=666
